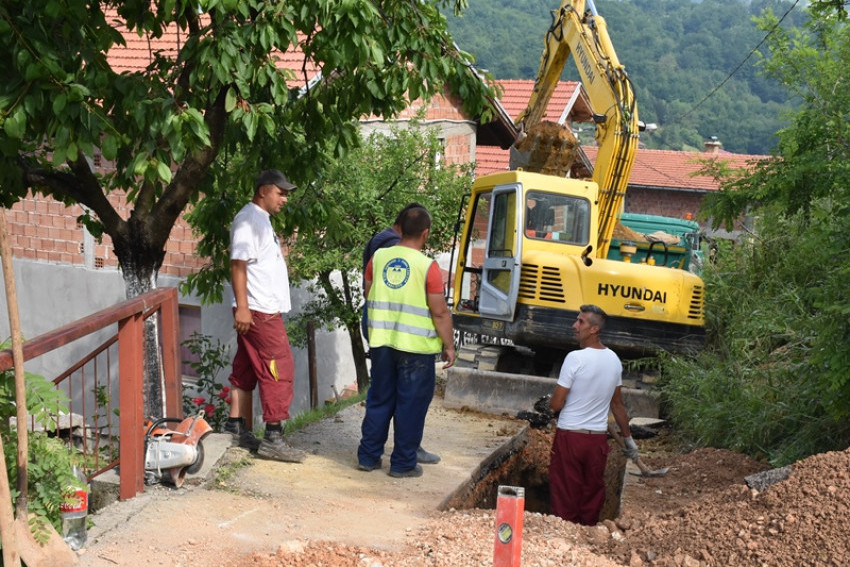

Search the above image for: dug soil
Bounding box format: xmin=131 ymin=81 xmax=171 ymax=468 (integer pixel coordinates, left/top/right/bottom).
xmin=78 ymin=399 xmax=850 ymax=567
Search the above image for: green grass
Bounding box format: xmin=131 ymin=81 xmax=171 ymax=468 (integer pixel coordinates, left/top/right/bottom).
xmin=281 ymin=392 xmax=366 ymax=436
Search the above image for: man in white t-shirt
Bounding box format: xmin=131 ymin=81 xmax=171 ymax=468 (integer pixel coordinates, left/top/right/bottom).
xmin=223 ymin=169 xmax=305 ymax=463
xmin=548 ymin=304 xmax=639 ymax=524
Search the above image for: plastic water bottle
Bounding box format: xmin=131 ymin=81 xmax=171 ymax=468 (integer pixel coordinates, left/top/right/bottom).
xmin=60 ymin=466 xmax=88 ymax=550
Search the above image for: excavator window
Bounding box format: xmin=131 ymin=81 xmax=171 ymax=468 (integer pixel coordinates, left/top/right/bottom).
xmin=524 ymin=191 xmax=591 ymax=245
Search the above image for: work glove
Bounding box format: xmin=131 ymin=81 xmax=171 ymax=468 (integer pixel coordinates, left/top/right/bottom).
xmin=622 ymin=436 xmax=640 ymax=461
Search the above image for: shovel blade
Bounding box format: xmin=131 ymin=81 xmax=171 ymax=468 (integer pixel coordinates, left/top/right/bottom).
xmin=629 ymin=466 xmax=670 ymax=478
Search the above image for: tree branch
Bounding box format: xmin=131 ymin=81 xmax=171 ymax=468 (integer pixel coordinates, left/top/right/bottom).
xmin=24 ymin=155 xmax=125 ymax=235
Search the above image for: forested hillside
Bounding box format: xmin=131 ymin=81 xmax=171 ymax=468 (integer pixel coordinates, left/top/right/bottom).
xmin=444 ymin=0 xmax=808 ymax=154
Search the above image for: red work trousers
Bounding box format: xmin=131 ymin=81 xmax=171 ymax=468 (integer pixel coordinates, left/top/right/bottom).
xmin=229 ymin=310 xmax=295 ymax=423
xmin=549 ymin=428 xmax=610 ymax=525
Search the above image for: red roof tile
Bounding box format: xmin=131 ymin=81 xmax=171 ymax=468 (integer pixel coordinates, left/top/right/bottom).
xmin=474 ymin=144 xmax=766 ymax=191
xmin=107 ymin=12 xmax=319 ymax=77
xmin=585 ymin=146 xmax=766 ymax=192
xmin=496 ymin=79 xmax=583 ymax=124
xmin=474 ymin=146 xmax=512 ymax=176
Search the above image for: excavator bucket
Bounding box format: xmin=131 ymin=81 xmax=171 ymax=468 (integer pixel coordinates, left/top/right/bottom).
xmin=509 ymin=121 xmax=582 ymax=177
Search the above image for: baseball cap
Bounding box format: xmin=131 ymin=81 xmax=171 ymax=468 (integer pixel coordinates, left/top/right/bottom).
xmin=256 ymin=169 xmax=297 ymax=192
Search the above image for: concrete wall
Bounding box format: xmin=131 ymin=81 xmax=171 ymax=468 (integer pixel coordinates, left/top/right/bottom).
xmin=0 ymin=258 xmax=358 ymax=426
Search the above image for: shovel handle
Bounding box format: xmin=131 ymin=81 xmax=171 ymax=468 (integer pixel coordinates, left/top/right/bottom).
xmin=606 ymin=423 xmax=653 ymax=474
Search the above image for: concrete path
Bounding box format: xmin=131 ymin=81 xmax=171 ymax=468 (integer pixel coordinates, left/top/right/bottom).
xmin=79 ymin=399 xmax=525 ymax=567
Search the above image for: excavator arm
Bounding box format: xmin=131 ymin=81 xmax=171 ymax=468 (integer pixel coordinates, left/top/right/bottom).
xmin=510 ymin=0 xmax=640 ymax=259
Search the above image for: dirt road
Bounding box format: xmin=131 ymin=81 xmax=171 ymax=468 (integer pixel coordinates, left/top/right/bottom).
xmin=77 ymin=398 xmax=850 ymax=567
xmin=78 ymin=401 xmax=525 ymax=566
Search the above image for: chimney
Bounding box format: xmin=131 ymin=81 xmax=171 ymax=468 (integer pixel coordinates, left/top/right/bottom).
xmin=704 ymin=137 xmax=722 ymax=154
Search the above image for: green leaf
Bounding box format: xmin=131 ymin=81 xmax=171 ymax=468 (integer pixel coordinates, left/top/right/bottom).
xmin=157 ymin=161 xmax=173 ymax=183
xmin=101 ymin=133 xmax=118 ymax=161
xmin=224 ymin=87 xmax=237 ymax=113
xmin=3 ymin=109 xmax=24 ymax=139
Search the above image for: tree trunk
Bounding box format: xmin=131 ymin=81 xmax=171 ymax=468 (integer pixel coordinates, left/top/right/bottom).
xmin=348 ymin=319 xmax=370 ymax=394
xmin=113 ymin=217 xmax=168 ymax=418
xmin=318 ymin=270 xmax=370 ymax=394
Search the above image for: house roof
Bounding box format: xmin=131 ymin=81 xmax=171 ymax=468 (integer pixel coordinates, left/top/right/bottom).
xmin=477 ymin=79 xmax=594 ymax=150
xmin=584 ymin=146 xmax=766 ymax=192
xmin=477 ymin=144 xmax=765 ymax=191
xmin=496 ymin=79 xmax=593 ymax=124
xmin=107 ymin=13 xmax=320 ymax=76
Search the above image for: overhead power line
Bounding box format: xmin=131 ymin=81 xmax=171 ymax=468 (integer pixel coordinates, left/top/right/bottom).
xmin=673 ymin=0 xmax=802 ymax=124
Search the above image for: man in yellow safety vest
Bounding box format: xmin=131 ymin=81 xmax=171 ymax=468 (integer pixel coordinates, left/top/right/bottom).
xmin=357 ymin=205 xmax=456 ymax=478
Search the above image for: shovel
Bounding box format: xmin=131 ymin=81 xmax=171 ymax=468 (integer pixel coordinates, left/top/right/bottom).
xmin=0 ymin=208 xmax=79 ymax=566
xmin=607 ymin=423 xmax=669 ymax=478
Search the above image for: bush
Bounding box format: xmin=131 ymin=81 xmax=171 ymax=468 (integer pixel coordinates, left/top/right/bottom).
xmin=181 ymin=332 xmax=231 ymax=431
xmin=0 ymin=359 xmax=82 ymax=539
xmin=660 ymin=206 xmax=850 ymax=466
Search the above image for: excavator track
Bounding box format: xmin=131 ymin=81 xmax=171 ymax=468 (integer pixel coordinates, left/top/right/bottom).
xmin=456 ymin=342 xmax=560 ymax=376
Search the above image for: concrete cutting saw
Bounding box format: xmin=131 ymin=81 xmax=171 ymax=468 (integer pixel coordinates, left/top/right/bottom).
xmin=144 ymin=411 xmax=212 ymax=487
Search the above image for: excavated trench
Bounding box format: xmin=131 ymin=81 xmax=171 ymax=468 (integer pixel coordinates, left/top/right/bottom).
xmin=439 ymin=426 xmax=628 ymax=521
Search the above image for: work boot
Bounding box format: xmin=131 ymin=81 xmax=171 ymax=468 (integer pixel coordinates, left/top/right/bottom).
xmin=257 ymin=429 xmax=306 ymax=463
xmin=357 ymin=458 xmax=382 ymax=472
xmin=223 ymin=418 xmax=261 ymax=452
xmin=388 ymin=464 xmax=423 ymax=478
xmin=416 ymin=446 xmax=441 ymax=465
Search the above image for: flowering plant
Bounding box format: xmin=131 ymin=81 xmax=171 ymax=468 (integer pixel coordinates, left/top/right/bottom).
xmin=181 ymin=332 xmax=231 ymax=431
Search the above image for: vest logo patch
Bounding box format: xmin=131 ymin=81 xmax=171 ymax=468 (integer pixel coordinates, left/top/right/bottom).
xmin=383 ymin=258 xmax=411 ymax=289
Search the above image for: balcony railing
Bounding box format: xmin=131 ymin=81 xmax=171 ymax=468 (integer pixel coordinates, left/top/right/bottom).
xmin=0 ymin=287 xmax=183 ymax=500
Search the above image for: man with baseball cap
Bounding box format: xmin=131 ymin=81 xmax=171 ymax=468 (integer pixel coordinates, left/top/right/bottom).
xmin=223 ymin=169 xmax=305 ymax=463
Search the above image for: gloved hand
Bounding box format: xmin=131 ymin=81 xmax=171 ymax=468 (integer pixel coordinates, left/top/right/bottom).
xmin=622 ymin=436 xmax=640 ymax=461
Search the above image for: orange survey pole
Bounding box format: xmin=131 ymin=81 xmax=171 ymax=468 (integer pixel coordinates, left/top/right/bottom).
xmin=493 ymin=485 xmax=525 ymax=566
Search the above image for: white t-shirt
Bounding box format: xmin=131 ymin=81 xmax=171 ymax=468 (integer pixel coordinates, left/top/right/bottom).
xmin=230 ymin=202 xmax=291 ymax=314
xmin=555 ymin=347 xmax=622 ymax=432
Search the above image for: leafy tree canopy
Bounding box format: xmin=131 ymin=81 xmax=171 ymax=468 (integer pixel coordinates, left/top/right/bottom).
xmin=0 ymin=0 xmax=497 ymax=292
xmin=664 ymin=3 xmax=850 ymax=465
xmin=0 ymin=0 xmax=498 ymax=415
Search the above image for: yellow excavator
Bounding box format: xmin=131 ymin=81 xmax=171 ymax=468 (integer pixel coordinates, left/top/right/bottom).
xmin=449 ymin=0 xmax=705 ymax=376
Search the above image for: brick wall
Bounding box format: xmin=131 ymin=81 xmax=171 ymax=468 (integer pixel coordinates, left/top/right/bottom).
xmin=624 ymin=188 xmax=705 ymax=227
xmin=7 ymin=192 xmax=205 ymax=277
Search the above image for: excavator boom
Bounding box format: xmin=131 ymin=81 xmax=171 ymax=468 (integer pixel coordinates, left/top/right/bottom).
xmin=510 ymin=0 xmax=639 ymax=258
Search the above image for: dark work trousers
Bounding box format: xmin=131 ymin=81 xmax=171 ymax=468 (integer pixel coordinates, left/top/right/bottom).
xmin=357 ymin=347 xmax=436 ymax=473
xmin=549 ymin=428 xmax=611 ymax=525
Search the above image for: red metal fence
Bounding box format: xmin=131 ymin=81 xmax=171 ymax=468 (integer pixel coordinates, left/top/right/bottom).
xmin=0 ymin=288 xmax=183 ymax=500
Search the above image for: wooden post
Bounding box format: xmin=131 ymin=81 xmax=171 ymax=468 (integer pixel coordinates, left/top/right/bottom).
xmin=158 ymin=289 xmax=182 ymax=418
xmin=118 ymin=313 xmax=146 ymax=499
xmin=307 ymin=321 xmax=317 ymax=409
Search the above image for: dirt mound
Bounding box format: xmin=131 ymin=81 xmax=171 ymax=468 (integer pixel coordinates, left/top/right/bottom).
xmin=593 ymin=446 xmax=850 ymax=566
xmin=612 ymin=223 xmax=647 ymax=242
xmin=511 ymin=120 xmax=581 ymax=175
xmin=235 ymin=427 xmax=850 ymax=567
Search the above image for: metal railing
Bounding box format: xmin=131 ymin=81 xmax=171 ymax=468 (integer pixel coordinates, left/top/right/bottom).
xmin=0 ymin=287 xmax=183 ymax=500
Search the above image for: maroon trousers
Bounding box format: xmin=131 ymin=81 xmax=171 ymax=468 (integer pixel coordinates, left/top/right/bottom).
xmin=229 ymin=310 xmax=295 ymax=423
xmin=549 ymin=429 xmax=611 ymax=525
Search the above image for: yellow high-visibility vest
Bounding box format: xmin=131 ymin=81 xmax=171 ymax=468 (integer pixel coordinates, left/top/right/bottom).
xmin=367 ymin=246 xmax=442 ymax=354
